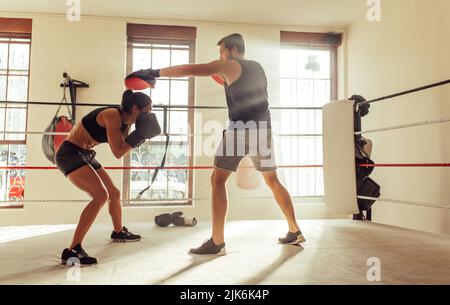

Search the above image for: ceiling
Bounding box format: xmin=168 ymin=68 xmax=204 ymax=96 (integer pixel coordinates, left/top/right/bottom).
xmin=0 ymin=0 xmax=366 ymax=28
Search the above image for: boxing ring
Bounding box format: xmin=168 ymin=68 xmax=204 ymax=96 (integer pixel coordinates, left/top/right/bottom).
xmin=0 ymin=79 xmax=449 ymax=217
xmin=0 ymin=79 xmax=450 ymax=285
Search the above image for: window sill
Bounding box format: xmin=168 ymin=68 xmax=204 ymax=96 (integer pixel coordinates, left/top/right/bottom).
xmin=0 ymin=204 xmax=24 ymax=209
xmin=123 ymin=200 xmax=193 ymax=207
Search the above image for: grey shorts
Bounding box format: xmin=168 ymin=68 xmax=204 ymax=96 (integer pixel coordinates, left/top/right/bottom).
xmin=214 ymin=128 xmax=277 ymax=172
xmin=55 ymin=141 xmax=102 ymax=177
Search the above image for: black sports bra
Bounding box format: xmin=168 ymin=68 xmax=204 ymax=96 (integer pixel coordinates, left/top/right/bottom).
xmin=81 ymin=107 xmax=128 ymax=143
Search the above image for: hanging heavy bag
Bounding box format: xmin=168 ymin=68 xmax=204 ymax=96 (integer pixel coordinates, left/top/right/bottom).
xmin=42 ymin=91 xmax=75 ymax=164
xmin=354 ymin=137 xmax=381 ymax=214
xmin=357 ymin=176 xmax=381 ymax=212
xmin=355 ymin=137 xmax=375 ymax=181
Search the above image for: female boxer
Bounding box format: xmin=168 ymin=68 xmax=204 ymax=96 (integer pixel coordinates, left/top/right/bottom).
xmin=57 ymin=89 xmax=160 ymax=265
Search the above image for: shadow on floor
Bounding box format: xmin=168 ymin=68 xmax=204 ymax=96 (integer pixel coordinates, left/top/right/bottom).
xmin=240 ymin=244 xmax=304 ymax=285
xmin=151 ymin=254 xmax=222 ymax=284
xmin=0 ymin=262 xmax=78 ymax=284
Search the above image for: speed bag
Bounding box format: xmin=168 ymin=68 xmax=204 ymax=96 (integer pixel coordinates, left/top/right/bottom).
xmin=42 ymin=116 xmax=74 ymax=164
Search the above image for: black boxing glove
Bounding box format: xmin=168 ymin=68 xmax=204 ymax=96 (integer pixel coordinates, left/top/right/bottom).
xmin=125 ymin=112 xmax=161 ymax=148
xmin=155 ymin=213 xmax=172 ymax=227
xmin=171 ymin=211 xmax=197 ymax=227
xmin=142 ymin=68 xmax=161 ymax=78
xmin=126 ymin=69 xmax=160 ymax=80
xmin=350 ymin=95 xmax=370 ymax=117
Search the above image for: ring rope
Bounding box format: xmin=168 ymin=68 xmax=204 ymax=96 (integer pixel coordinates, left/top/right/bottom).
xmin=356 ymin=117 xmax=450 ymax=135
xmin=0 ymin=195 xmax=313 ymax=204
xmin=0 ymin=165 xmax=324 ymax=171
xmin=0 ymin=131 xmax=324 ymax=137
xmin=1 ymin=163 xmax=450 ymax=171
xmin=360 ymin=79 xmax=450 ymax=105
xmin=0 ymin=100 xmax=322 ymax=111
xmin=358 ymin=195 xmax=450 ymax=210
xmin=359 ymin=163 xmax=450 ymax=168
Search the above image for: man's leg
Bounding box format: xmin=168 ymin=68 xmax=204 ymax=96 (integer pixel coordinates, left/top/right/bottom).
xmin=261 ymin=170 xmax=300 ymax=233
xmin=189 ymin=129 xmax=240 ymax=255
xmin=211 ymin=167 xmax=232 ymax=245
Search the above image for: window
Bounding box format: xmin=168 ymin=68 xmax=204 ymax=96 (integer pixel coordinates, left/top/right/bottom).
xmin=278 ymin=31 xmax=341 ymax=198
xmin=124 ymin=24 xmax=196 ymax=206
xmin=0 ymin=18 xmax=32 ymax=207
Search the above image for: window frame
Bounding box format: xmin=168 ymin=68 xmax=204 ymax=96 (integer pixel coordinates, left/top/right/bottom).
xmin=0 ymin=33 xmax=31 ymax=145
xmin=122 ymin=37 xmax=196 ymax=207
xmin=278 ymin=33 xmax=339 ymax=198
xmin=0 ymin=19 xmax=32 ymax=209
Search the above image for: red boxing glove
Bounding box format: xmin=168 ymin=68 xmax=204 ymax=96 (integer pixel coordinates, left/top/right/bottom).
xmin=211 ymin=74 xmax=225 ymax=86
xmin=125 ymin=69 xmax=158 ymax=90
xmin=125 ymin=77 xmax=153 ymax=90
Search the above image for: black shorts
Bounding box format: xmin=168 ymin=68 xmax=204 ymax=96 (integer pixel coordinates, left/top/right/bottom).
xmin=55 ymin=141 xmax=102 ymax=177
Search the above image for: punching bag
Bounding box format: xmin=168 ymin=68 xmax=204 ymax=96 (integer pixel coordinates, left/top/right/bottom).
xmin=235 ymin=156 xmax=262 ymax=190
xmin=42 ymin=93 xmax=75 ymax=164
xmin=42 ymin=115 xmax=74 ymax=164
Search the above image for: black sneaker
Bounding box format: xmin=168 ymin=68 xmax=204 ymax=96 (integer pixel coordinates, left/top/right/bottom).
xmin=189 ymin=238 xmax=226 ymax=255
xmin=111 ymin=226 xmax=141 ymax=243
xmin=61 ymin=244 xmax=98 ymax=265
xmin=278 ymin=231 xmax=306 ymax=245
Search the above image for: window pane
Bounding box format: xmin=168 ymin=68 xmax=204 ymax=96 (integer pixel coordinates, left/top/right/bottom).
xmin=171 ymin=49 xmax=189 ymax=80
xmin=170 ymin=80 xmax=188 ymax=105
xmin=173 ymin=45 xmax=189 ymax=49
xmin=130 ymin=142 xmax=187 ymax=201
xmin=5 ymin=108 xmax=26 ymax=140
xmin=315 ymin=110 xmax=323 ymax=134
xmin=152 ymin=49 xmax=170 ymax=69
xmin=314 ymin=80 xmax=331 ymax=107
xmin=280 ymin=79 xmax=296 ymax=107
xmin=0 ymin=144 xmax=26 ymax=201
xmin=276 ymin=136 xmax=322 ymax=196
xmin=132 ymin=48 xmax=151 ymax=71
xmin=280 ymin=110 xmax=322 ymax=134
xmin=297 ymin=79 xmax=313 ymax=107
xmin=297 ymin=49 xmax=313 ymax=79
xmin=171 ymin=50 xmax=189 ymax=66
xmin=0 ymin=76 xmax=6 ymax=101
xmin=0 ymin=108 xmax=5 ymax=141
xmin=169 ymin=111 xmax=188 ymax=135
xmin=152 ymin=80 xmax=169 ymax=105
xmin=280 ymin=49 xmax=296 ymax=78
xmin=153 ymin=44 xmax=170 ymax=48
xmin=132 ymin=43 xmax=151 ymax=48
xmin=9 ymin=44 xmax=29 ymax=71
xmin=0 ymin=43 xmax=8 ymax=70
xmin=313 ymin=50 xmax=331 ymax=79
xmin=7 ymin=76 xmax=28 ymax=101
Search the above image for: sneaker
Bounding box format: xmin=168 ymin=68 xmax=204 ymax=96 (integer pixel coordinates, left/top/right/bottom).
xmin=61 ymin=244 xmax=98 ymax=265
xmin=189 ymin=238 xmax=226 ymax=255
xmin=278 ymin=231 xmax=306 ymax=245
xmin=111 ymin=226 xmax=141 ymax=243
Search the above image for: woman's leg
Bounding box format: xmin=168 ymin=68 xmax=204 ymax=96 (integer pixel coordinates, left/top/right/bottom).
xmin=67 ymin=165 xmax=109 ymax=250
xmin=95 ymin=168 xmax=122 ymax=233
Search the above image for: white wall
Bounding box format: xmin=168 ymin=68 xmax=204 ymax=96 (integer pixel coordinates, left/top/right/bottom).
xmin=0 ymin=13 xmax=347 ymax=225
xmin=346 ymin=0 xmax=450 ymax=234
